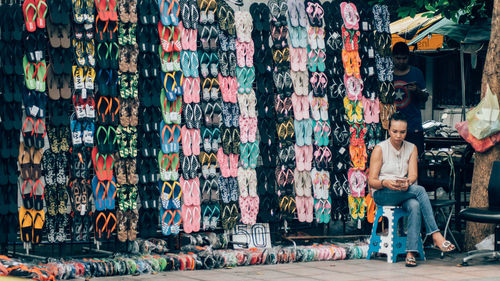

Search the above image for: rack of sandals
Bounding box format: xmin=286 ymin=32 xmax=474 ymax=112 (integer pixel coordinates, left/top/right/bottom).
xmin=1 ymin=0 xmax=397 ymax=257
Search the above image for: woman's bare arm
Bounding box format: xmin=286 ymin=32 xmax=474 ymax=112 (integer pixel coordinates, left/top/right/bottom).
xmin=407 ymin=145 xmax=418 ymax=186
xmin=368 ymin=146 xmax=384 ymax=190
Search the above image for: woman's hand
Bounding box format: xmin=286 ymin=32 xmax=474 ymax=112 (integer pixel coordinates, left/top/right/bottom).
xmin=383 ymin=179 xmax=408 ymax=191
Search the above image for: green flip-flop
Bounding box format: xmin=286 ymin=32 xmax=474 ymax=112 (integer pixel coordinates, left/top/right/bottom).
xmin=160 ymin=90 xmax=171 ymax=124
xmin=36 ymin=60 xmax=47 ymax=92
xmin=23 ymin=56 xmax=37 ymax=90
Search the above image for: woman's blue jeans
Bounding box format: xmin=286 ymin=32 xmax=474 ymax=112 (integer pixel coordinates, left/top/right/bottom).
xmin=373 ymin=184 xmax=439 ymax=252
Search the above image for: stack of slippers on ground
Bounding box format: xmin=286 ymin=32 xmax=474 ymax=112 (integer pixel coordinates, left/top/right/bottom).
xmin=0 ymin=2 xmax=24 ymax=246
xmin=0 ymin=242 xmax=362 ymax=280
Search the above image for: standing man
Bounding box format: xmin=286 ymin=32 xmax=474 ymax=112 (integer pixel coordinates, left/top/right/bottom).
xmin=392 ymin=42 xmax=429 ymax=155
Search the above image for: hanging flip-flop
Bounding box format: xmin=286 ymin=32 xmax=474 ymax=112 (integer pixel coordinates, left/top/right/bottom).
xmin=23 ymin=56 xmax=37 ymax=90
xmin=94 ymin=211 xmax=108 ymax=241
xmin=21 ymin=179 xmax=34 ymax=209
xmin=35 ymin=0 xmax=48 ymax=28
xmin=158 ymin=0 xmax=173 ymax=26
xmin=19 ymin=206 xmax=34 ymax=242
xmin=106 ymin=0 xmax=118 ymax=21
xmin=160 ymin=121 xmax=173 ymax=153
xmin=92 ymin=147 xmax=107 ymax=181
xmin=95 ymin=0 xmax=109 ymax=20
xmin=161 ymin=72 xmax=176 ymax=101
xmin=23 ymin=0 xmax=37 ymax=32
xmin=92 ymin=176 xmax=107 ymax=210
xmin=105 ymin=177 xmax=117 ymax=209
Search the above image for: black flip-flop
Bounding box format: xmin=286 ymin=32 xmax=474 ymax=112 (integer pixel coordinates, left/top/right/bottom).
xmin=0 ymin=5 xmax=10 ymax=41
xmin=11 ymin=5 xmax=24 ymax=41
xmin=14 ymin=42 xmax=25 ymax=76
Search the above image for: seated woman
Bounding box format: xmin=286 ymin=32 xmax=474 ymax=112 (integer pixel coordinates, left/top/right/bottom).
xmin=368 ymin=112 xmax=455 ymax=267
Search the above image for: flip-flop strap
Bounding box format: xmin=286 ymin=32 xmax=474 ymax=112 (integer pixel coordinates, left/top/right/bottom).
xmin=161 ymin=153 xmax=172 ymax=171
xmin=22 ymin=179 xmax=34 ymax=196
xmin=25 ymin=2 xmax=37 ymax=22
xmin=106 ymin=180 xmax=117 ymax=199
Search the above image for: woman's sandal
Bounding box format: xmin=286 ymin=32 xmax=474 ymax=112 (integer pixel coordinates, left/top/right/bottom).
xmin=435 ymin=240 xmax=456 ymax=252
xmin=405 ymin=256 xmax=417 ymax=267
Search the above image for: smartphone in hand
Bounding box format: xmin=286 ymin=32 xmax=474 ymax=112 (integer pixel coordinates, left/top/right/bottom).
xmin=396 ymin=179 xmax=408 ymax=187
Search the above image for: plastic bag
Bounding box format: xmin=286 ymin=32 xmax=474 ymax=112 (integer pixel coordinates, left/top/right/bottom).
xmin=455 ymin=121 xmax=500 ymax=152
xmin=466 ymin=84 xmax=500 ymax=140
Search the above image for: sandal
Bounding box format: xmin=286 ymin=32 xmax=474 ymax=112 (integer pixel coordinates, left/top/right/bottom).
xmin=434 ymin=240 xmax=456 ymax=252
xmin=405 ymin=256 xmax=417 ymax=267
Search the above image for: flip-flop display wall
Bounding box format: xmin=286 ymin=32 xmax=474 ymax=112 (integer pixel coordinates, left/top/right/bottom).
xmin=250 ymin=3 xmax=279 ymax=224
xmin=268 ymin=0 xmax=296 ymax=224
xmin=235 ymin=11 xmax=259 ymax=226
xmin=196 ymin=0 xmax=225 ymax=232
xmin=0 ymin=1 xmax=24 ymax=246
xmin=136 ymin=0 xmax=161 ymax=239
xmin=288 ymin=0 xmax=313 ymax=224
xmin=303 ymin=0 xmax=331 ymax=224
xmin=115 ymin=0 xmax=140 ymax=243
xmin=46 ymin=2 xmax=74 ymax=243
xmin=1 ymin=0 xmax=395 ymax=250
xmin=157 ymin=0 xmax=184 ymax=236
xmin=218 ymin=1 xmax=242 ymax=230
xmin=179 ymin=0 xmax=202 ymax=234
xmin=20 ymin=0 xmax=50 ymax=247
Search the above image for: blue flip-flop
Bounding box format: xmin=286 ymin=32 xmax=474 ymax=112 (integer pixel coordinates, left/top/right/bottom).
xmin=92 ymin=176 xmax=106 ymax=211
xmin=158 ymin=0 xmax=173 ymax=26
xmin=294 ymin=119 xmax=305 ymax=146
xmin=169 ymin=181 xmax=182 ymax=209
xmin=170 ymin=0 xmax=180 ymax=26
xmin=159 ymin=180 xmax=173 ymax=209
xmin=171 ymin=124 xmax=181 ymax=153
xmin=161 ymin=71 xmax=176 ymax=101
xmin=190 ymin=51 xmax=199 ymax=78
xmin=105 ymin=176 xmax=117 ymax=210
xmin=173 ymin=71 xmax=184 ymax=96
xmin=160 ymin=207 xmax=172 ymax=235
xmin=180 ymin=51 xmax=191 ymax=77
xmin=171 ymin=209 xmax=182 ymax=234
xmin=160 ymin=120 xmax=172 ymax=153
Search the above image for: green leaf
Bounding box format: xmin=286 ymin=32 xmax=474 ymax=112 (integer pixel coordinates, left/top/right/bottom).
xmin=422 ymin=12 xmax=435 ymax=18
xmin=425 ymin=3 xmax=436 ymax=11
xmin=409 ymin=9 xmax=417 ymax=18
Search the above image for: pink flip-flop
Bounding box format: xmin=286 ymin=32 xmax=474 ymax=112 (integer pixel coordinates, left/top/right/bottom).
xmin=229 ymin=153 xmax=239 ymax=177
xmin=182 ymin=205 xmax=192 ymax=233
xmin=191 ymin=128 xmax=201 ymax=155
xmin=191 ymin=77 xmax=200 ymax=103
xmin=237 ymin=167 xmax=249 ymax=198
xmin=181 ymin=125 xmax=192 ymax=156
xmin=217 ymin=147 xmax=230 ymax=178
xmin=247 ymin=117 xmax=258 ymax=143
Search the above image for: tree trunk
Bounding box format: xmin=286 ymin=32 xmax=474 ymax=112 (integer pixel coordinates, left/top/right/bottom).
xmin=464 ymin=0 xmax=500 ymax=251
